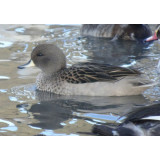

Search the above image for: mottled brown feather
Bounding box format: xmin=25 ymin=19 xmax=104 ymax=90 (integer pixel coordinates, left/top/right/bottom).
xmin=58 ymin=63 xmax=141 ymax=84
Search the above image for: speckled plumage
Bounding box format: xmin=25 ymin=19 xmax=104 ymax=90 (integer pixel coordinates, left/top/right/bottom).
xmin=18 ymin=44 xmax=155 ymax=96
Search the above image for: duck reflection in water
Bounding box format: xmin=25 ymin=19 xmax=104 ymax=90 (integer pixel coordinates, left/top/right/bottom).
xmin=16 ymin=90 xmax=150 ymax=135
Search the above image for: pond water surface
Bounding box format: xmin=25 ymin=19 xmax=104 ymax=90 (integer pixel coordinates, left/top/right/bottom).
xmin=0 ymin=24 xmax=160 ymax=136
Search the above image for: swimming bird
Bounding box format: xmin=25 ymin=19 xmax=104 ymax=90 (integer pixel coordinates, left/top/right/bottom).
xmin=81 ymin=24 xmax=152 ymax=42
xmin=92 ymin=104 xmax=160 ymax=136
xmin=18 ymin=44 xmax=155 ymax=96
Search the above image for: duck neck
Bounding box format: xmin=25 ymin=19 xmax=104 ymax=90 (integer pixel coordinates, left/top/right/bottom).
xmin=43 ymin=66 xmax=67 ymax=77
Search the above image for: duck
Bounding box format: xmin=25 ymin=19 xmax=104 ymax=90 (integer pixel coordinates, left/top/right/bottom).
xmin=145 ymin=24 xmax=160 ymax=42
xmin=80 ymin=24 xmax=153 ymax=42
xmin=18 ymin=44 xmax=155 ymax=96
xmin=92 ymin=104 xmax=160 ymax=136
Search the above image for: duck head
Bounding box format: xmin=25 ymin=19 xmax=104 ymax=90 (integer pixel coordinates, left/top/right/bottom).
xmin=18 ymin=44 xmax=66 ymax=74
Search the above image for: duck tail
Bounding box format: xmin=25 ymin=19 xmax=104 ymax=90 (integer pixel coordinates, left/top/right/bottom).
xmin=133 ymin=80 xmax=157 ymax=88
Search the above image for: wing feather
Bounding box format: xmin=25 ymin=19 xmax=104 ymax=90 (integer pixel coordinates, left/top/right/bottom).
xmin=60 ymin=63 xmax=141 ymax=84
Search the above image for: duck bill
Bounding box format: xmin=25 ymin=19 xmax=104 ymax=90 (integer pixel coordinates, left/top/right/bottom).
xmin=145 ymin=31 xmax=158 ymax=42
xmin=17 ymin=59 xmax=35 ymax=69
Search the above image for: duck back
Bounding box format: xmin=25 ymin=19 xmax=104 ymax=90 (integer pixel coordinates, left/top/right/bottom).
xmin=81 ymin=24 xmax=152 ymax=41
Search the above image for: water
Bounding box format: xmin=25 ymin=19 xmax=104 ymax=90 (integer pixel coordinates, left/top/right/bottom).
xmin=0 ymin=24 xmax=160 ymax=136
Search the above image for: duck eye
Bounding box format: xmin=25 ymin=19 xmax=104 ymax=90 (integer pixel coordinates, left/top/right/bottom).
xmin=37 ymin=52 xmax=44 ymax=56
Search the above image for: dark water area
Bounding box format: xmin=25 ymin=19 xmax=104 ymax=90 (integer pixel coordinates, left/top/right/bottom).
xmin=0 ymin=24 xmax=160 ymax=135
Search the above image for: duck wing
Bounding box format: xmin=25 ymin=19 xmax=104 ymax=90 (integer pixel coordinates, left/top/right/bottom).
xmin=60 ymin=63 xmax=141 ymax=84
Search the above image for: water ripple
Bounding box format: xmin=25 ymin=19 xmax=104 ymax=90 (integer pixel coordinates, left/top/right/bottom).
xmin=40 ymin=129 xmax=78 ymax=136
xmin=0 ymin=76 xmax=10 ymax=80
xmin=15 ymin=27 xmax=25 ymax=33
xmin=0 ymin=41 xmax=13 ymax=48
xmin=0 ymin=89 xmax=7 ymax=93
xmin=0 ymin=119 xmax=18 ymax=132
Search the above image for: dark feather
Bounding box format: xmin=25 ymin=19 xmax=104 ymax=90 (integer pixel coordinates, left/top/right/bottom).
xmin=59 ymin=63 xmax=141 ymax=84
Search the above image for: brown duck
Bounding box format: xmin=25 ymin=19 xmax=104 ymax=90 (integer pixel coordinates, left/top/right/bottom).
xmin=18 ymin=44 xmax=155 ymax=96
xmin=81 ymin=24 xmax=153 ymax=42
